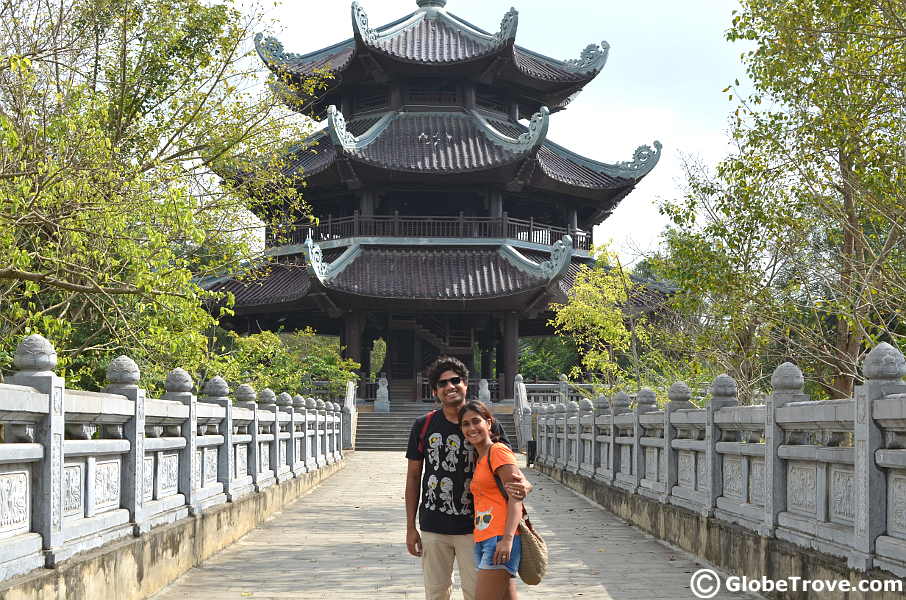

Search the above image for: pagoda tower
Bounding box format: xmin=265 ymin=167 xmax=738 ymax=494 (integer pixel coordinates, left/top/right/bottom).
xmin=210 ymin=0 xmax=661 ymax=401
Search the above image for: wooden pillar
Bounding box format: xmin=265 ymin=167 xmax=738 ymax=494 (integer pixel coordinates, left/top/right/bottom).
xmin=359 ymin=191 xmax=375 ymax=216
xmin=568 ymin=207 xmax=578 ymax=233
xmin=503 ymin=312 xmax=518 ymax=400
xmin=489 ymin=190 xmax=503 ymax=218
xmin=343 ymin=312 xmax=364 ymax=367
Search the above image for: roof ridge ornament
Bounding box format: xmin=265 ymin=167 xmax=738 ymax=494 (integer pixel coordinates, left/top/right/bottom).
xmin=474 ymin=106 xmax=549 ymax=152
xmin=327 ymin=105 xmax=358 ymax=151
xmin=254 ymin=32 xmax=291 ymax=64
xmin=563 ymin=41 xmax=610 ymax=73
xmin=538 ymin=236 xmax=573 ymax=279
xmin=612 ymin=141 xmax=663 ymax=177
xmin=493 ymin=8 xmax=519 ymax=47
xmin=351 ymin=1 xmax=378 ymax=44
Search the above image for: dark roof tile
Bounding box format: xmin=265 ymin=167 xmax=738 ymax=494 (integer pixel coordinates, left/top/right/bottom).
xmin=329 ymin=247 xmax=546 ymax=299
xmin=208 ymin=264 xmax=311 ymax=307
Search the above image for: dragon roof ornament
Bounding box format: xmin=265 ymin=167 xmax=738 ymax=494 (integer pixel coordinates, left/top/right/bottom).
xmin=498 ymin=235 xmax=573 ymax=281
xmin=474 ymin=106 xmax=549 ymax=152
xmin=351 ymin=1 xmax=379 ymax=44
xmin=327 ymin=105 xmax=395 ymax=152
xmin=304 ymin=235 xmax=362 ymax=284
xmin=563 ymin=41 xmax=610 ymax=74
xmin=610 ymin=141 xmax=663 ymax=178
xmin=493 ymin=8 xmax=519 ymax=47
xmin=254 ymin=33 xmax=307 ymax=66
xmin=537 ymin=236 xmax=573 ymax=279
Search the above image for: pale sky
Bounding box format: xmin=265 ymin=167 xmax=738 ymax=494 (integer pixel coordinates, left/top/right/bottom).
xmin=261 ymin=0 xmax=746 ymax=265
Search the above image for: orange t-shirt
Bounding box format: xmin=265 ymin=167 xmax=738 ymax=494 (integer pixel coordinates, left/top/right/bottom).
xmin=470 ymin=442 xmax=520 ymax=542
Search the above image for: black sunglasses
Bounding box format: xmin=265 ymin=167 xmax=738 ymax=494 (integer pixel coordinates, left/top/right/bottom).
xmin=436 ymin=376 xmax=463 ymax=388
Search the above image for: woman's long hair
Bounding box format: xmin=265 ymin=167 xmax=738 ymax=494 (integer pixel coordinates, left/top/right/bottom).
xmin=457 ymin=400 xmax=499 ymax=442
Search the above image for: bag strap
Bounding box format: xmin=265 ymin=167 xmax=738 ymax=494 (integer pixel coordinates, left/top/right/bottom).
xmin=416 ymin=410 xmax=438 ymax=454
xmin=488 ymin=444 xmax=529 ymax=520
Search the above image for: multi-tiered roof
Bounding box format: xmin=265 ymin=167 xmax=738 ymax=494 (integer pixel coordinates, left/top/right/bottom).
xmin=211 ymin=0 xmax=661 ymax=352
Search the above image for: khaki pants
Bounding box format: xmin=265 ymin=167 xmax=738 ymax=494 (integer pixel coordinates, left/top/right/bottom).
xmin=420 ymin=531 xmax=477 ymax=600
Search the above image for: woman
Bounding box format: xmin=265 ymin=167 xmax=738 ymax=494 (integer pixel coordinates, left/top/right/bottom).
xmin=459 ymin=400 xmax=524 ymax=600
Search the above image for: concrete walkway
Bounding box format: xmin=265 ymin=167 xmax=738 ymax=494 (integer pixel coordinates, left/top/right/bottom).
xmin=152 ymin=451 xmax=755 ymax=599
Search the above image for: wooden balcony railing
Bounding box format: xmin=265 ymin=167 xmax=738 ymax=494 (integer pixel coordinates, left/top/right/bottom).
xmin=285 ymin=212 xmax=592 ymax=251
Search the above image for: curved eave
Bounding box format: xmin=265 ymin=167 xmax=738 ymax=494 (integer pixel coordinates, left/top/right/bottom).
xmin=254 ymin=33 xmax=357 ymax=80
xmin=318 ymin=107 xmax=549 ymax=175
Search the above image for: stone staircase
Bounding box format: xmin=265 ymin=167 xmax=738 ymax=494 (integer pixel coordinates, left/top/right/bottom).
xmin=356 ymin=403 xmax=518 ymax=451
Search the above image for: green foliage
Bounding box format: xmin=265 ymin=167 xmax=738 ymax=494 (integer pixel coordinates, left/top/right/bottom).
xmin=203 ymin=329 xmax=359 ymax=400
xmin=369 ymin=338 xmax=387 ymax=380
xmin=0 ymin=0 xmax=328 ymax=387
xmin=518 ymin=336 xmax=579 ymax=381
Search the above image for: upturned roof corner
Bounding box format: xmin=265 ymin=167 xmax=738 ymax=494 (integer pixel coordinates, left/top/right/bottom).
xmin=563 ymin=41 xmax=610 ymax=74
xmin=473 ymin=106 xmax=549 ymax=152
xmin=498 ymin=235 xmax=573 ymax=282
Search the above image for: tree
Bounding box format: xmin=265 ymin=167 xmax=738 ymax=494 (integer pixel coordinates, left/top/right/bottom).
xmin=0 ymin=0 xmax=326 ymax=387
xmin=722 ymin=0 xmax=906 ymax=396
xmin=518 ymin=336 xmax=579 ymax=381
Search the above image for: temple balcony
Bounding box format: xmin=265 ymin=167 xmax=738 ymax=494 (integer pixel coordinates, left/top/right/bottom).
xmin=274 ymin=212 xmax=592 ymax=256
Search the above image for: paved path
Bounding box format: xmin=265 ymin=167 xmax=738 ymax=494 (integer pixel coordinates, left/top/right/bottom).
xmin=153 ymin=451 xmax=755 ymax=600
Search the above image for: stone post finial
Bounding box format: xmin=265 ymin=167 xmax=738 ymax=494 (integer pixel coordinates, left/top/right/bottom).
xmin=668 ymin=381 xmax=691 ymax=404
xmin=305 ymin=397 xmax=317 ymax=409
xmin=258 ymin=388 xmax=276 ymax=405
xmin=771 ymin=362 xmax=804 ymax=393
xmin=863 ymin=342 xmax=906 ymax=381
xmin=316 ymin=399 xmax=326 ymax=410
xmin=202 ymin=376 xmax=230 ymax=399
xmin=636 ymin=388 xmax=657 ymax=412
xmin=710 ymin=374 xmax=737 ymax=401
xmin=579 ymin=397 xmax=593 ymax=413
xmin=514 ymin=373 xmax=523 ymax=384
xmin=277 ymin=392 xmax=293 ymax=407
xmin=236 ymin=384 xmax=257 ymax=403
xmin=106 ymin=355 xmax=140 ymax=388
xmin=165 ymin=368 xmax=194 ymax=394
xmin=293 ymin=394 xmax=305 ymax=408
xmin=567 ymin=400 xmax=579 ymax=415
xmin=14 ymin=334 xmax=57 ymax=374
xmin=594 ymin=393 xmax=609 ymax=412
xmin=611 ymin=391 xmax=630 ymax=414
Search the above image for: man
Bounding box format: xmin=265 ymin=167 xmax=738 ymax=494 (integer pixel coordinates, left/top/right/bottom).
xmin=405 ymin=356 xmax=530 ymax=600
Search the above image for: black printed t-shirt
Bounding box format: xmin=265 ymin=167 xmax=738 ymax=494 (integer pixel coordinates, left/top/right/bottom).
xmin=405 ymin=410 xmax=511 ymax=535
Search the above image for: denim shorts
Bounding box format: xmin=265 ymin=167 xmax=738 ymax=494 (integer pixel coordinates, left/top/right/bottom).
xmin=473 ymin=535 xmax=522 ymax=576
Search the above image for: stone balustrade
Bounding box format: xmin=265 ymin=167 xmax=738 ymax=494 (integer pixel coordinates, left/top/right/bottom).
xmin=0 ymin=334 xmax=355 ymax=582
xmin=517 ymin=342 xmax=906 ymax=577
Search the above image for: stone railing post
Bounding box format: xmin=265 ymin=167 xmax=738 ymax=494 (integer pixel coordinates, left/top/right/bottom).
xmin=326 ymin=402 xmax=336 ymax=462
xmin=12 ymin=335 xmax=65 ymax=557
xmin=632 ymin=389 xmax=657 ymax=494
xmin=203 ymin=377 xmax=237 ymax=501
xmin=554 ymin=402 xmax=567 ymax=470
xmin=343 ymin=380 xmax=357 ymax=449
xmin=292 ymin=395 xmax=308 ymax=475
xmin=276 ymin=392 xmax=294 ymax=483
xmin=665 ymin=382 xmax=693 ymax=504
xmin=316 ymin=399 xmax=327 ymax=468
xmin=558 ymin=374 xmax=569 ymax=403
xmin=593 ymin=394 xmax=612 ymax=483
xmin=853 ymin=343 xmax=906 ymax=569
xmin=609 ymin=392 xmax=630 ymax=480
xmin=334 ymin=402 xmax=344 ymax=460
xmin=236 ymin=384 xmax=260 ymax=489
xmin=258 ymin=388 xmax=280 ymax=483
xmin=566 ymin=400 xmax=580 ymax=473
xmin=305 ymin=398 xmax=317 ymax=469
xmin=705 ymin=374 xmax=737 ymax=517
xmin=164 ymin=368 xmax=199 ymax=514
xmin=763 ymin=363 xmax=804 ymax=536
xmin=104 ymin=356 xmax=147 ymax=534
xmin=578 ymin=397 xmax=595 ymax=477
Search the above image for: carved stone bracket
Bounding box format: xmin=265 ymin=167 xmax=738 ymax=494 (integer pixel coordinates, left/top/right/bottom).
xmin=474 ymin=107 xmax=549 ymax=152
xmin=351 ymin=1 xmax=378 ymax=45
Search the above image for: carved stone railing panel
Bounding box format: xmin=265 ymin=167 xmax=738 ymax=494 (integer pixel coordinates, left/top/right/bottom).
xmin=0 ymin=334 xmax=351 ymax=584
